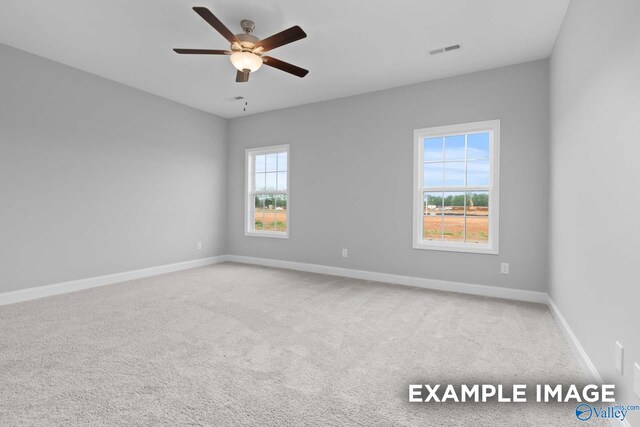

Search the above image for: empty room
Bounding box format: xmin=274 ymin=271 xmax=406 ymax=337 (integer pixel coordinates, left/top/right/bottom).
xmin=1 ymin=0 xmax=638 ymax=425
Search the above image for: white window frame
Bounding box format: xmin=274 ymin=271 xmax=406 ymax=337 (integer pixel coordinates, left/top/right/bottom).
xmin=245 ymin=144 xmax=290 ymax=239
xmin=412 ymin=120 xmax=500 ymax=254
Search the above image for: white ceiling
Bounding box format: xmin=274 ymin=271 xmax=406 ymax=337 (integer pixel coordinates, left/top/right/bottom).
xmin=0 ymin=0 xmax=569 ymax=118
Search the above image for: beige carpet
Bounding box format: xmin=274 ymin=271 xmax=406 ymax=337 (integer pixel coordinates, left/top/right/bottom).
xmin=0 ymin=262 xmax=603 ymax=426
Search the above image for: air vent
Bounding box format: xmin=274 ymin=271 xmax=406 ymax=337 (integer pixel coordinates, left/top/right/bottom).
xmin=430 ymin=44 xmax=462 ymax=55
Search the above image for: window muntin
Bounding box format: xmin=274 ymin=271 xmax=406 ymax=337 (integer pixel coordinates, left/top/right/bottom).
xmin=246 ymin=145 xmax=289 ymax=238
xmin=413 ymin=121 xmax=499 ymax=254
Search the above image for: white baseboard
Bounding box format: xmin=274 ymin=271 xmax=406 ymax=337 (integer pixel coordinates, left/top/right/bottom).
xmin=547 ymin=297 xmax=630 ymax=427
xmin=0 ymin=255 xmax=229 ymax=306
xmin=226 ymin=255 xmax=548 ymax=304
xmin=546 ymin=296 xmax=603 ymax=383
xmin=0 ymin=253 xmax=544 ymax=305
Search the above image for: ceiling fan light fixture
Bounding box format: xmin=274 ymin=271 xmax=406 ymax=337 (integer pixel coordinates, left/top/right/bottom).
xmin=230 ymin=51 xmax=262 ymax=72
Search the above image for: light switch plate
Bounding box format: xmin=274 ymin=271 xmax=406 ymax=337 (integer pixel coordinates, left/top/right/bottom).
xmin=614 ymin=342 xmax=624 ymax=374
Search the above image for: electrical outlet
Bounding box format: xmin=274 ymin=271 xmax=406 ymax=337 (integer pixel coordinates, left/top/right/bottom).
xmin=197 ymin=241 xmax=202 ymax=250
xmin=500 ymin=263 xmax=509 ymax=274
xmin=342 ymin=249 xmax=348 ymax=258
xmin=614 ymin=342 xmax=624 ymax=374
xmin=634 ymin=363 xmax=640 ymax=398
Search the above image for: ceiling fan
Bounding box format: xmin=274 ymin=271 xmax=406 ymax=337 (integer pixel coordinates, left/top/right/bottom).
xmin=174 ymin=7 xmax=308 ymax=83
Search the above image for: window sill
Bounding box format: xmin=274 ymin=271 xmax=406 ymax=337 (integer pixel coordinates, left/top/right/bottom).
xmin=413 ymin=241 xmax=498 ymax=255
xmin=245 ymin=231 xmax=289 ymax=239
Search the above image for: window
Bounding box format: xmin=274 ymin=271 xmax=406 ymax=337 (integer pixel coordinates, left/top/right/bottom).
xmin=245 ymin=144 xmax=289 ymax=238
xmin=413 ymin=120 xmax=499 ymax=254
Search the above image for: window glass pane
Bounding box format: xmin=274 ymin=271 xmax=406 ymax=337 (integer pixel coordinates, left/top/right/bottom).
xmin=266 ymin=154 xmax=278 ymax=172
xmin=467 ymin=160 xmax=490 ymax=186
xmin=275 ymin=194 xmax=287 ymax=231
xmin=444 ymin=162 xmax=465 ymax=186
xmin=424 ymin=215 xmax=443 ymax=241
xmin=424 ymin=192 xmax=443 ymax=240
xmin=466 ymin=192 xmax=489 ymax=243
xmin=444 ymin=135 xmax=465 ymax=161
xmin=424 ymin=137 xmax=443 ymax=162
xmin=425 ymin=192 xmax=444 ymax=214
xmin=467 ymin=132 xmax=490 ymax=160
xmin=264 ymin=195 xmax=275 ymax=210
xmin=255 ymin=173 xmax=266 ymax=191
xmin=442 ymin=191 xmax=465 ymax=242
xmin=443 ymin=191 xmax=465 ymax=212
xmin=275 ymin=194 xmax=287 ymax=209
xmin=255 ymin=155 xmax=266 ymax=173
xmin=443 ymin=216 xmax=465 ymax=242
xmin=265 ymin=172 xmax=277 ymax=190
xmin=277 ymin=171 xmax=287 ymax=191
xmin=424 ymin=163 xmax=444 ymax=187
xmin=263 ymin=213 xmax=276 ymax=231
xmin=277 ymin=152 xmax=287 ymax=171
xmin=263 ymin=195 xmax=277 ymax=230
xmin=254 ymin=195 xmax=266 ymax=230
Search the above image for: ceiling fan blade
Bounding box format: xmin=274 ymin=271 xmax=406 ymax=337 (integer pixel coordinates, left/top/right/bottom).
xmin=192 ymin=7 xmax=239 ymax=44
xmin=173 ymin=49 xmax=231 ymax=55
xmin=257 ymin=26 xmax=307 ymax=52
xmin=262 ymin=56 xmax=309 ymax=78
xmin=236 ymin=69 xmax=250 ymax=83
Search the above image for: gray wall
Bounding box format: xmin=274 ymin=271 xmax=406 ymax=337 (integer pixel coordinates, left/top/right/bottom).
xmin=550 ymin=0 xmax=640 ymax=421
xmin=0 ymin=43 xmax=227 ymax=293
xmin=228 ymin=60 xmax=550 ymax=292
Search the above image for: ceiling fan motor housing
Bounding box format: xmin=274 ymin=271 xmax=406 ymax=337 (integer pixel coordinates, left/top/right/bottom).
xmin=234 ymin=33 xmax=260 ymax=52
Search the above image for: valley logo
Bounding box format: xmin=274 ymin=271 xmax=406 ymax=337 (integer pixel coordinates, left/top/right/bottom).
xmin=575 ymin=403 xmax=640 ymax=422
